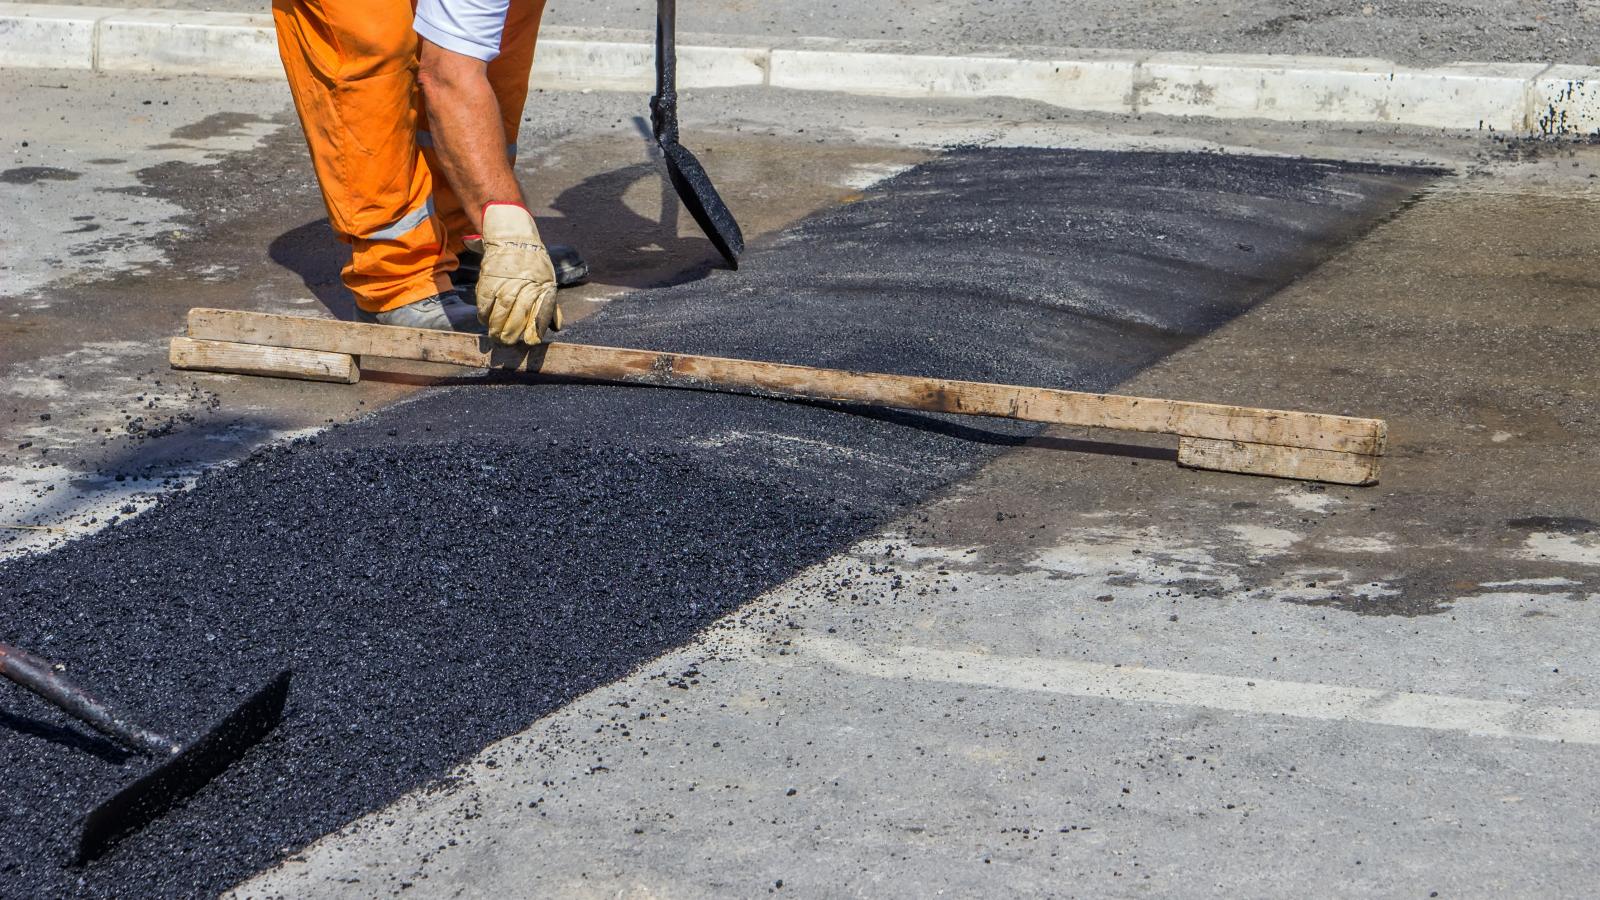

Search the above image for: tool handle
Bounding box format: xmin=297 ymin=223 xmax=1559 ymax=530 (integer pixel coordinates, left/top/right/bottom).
xmin=650 ymin=0 xmax=679 ymax=143
xmin=0 ymin=642 xmax=178 ymax=756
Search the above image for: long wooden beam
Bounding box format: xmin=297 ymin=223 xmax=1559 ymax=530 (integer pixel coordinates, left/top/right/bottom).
xmin=176 ymin=308 xmax=1386 ymax=484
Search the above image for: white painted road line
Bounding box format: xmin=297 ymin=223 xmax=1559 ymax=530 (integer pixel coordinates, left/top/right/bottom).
xmin=798 ymin=635 xmax=1600 ymax=746
xmin=3 ymin=2 xmax=1600 ymax=135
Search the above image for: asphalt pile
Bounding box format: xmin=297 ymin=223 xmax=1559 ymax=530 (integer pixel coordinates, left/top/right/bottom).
xmin=0 ymin=148 xmax=1432 ymax=897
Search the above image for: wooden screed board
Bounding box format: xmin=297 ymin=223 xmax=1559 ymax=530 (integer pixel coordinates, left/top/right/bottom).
xmin=173 ymin=308 xmax=1387 ymax=485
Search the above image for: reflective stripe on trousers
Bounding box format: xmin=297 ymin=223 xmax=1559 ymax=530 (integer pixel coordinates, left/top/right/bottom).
xmin=367 ymin=196 xmax=437 ymax=242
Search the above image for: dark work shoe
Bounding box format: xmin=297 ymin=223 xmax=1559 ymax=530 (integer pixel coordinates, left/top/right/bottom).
xmin=451 ymin=244 xmax=589 ymax=292
xmin=358 ymin=291 xmax=485 ymax=333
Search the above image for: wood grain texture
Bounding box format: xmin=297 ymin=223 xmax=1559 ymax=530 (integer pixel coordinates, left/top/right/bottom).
xmin=1177 ymin=437 xmax=1380 ymax=485
xmin=182 ymin=309 xmax=1386 ymax=458
xmin=169 ymin=336 xmax=360 ymax=384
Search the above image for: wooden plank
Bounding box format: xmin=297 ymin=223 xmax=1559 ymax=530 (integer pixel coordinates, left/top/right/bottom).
xmin=184 ymin=308 xmax=1384 ymax=456
xmin=169 ymin=337 xmax=360 ymax=384
xmin=1177 ymin=437 xmax=1380 ymax=486
xmin=189 ymin=308 xmax=490 ymax=367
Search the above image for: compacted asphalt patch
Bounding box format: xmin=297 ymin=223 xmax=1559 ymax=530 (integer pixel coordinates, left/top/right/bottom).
xmin=0 ymin=148 xmax=1433 ymax=897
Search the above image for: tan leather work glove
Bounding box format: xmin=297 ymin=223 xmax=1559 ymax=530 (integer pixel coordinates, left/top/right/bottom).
xmin=467 ymin=203 xmax=563 ymax=345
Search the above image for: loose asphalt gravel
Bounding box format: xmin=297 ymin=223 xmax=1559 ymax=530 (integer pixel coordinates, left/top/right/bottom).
xmin=0 ymin=147 xmax=1434 ymax=897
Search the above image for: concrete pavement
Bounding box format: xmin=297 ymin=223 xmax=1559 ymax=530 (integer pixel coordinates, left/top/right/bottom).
xmin=238 ymin=142 xmax=1600 ymax=899
xmin=3 ymin=88 xmax=1440 ymax=892
xmin=2 ymin=61 xmax=1599 ymax=899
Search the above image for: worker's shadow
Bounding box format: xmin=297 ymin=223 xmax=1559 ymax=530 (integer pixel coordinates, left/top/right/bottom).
xmin=544 ymin=160 xmax=722 ymax=291
xmin=266 ymin=160 xmax=720 ymax=321
xmin=265 ymin=218 xmax=354 ymax=319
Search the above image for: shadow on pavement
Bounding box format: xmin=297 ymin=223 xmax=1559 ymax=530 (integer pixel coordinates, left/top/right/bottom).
xmin=0 ymin=709 xmax=133 ymax=765
xmin=266 ymin=160 xmax=724 ymax=325
xmin=547 ymin=161 xmax=723 ymax=291
xmin=265 ymin=218 xmax=353 ymax=319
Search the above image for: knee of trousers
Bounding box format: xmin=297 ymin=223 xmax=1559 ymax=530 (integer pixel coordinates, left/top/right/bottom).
xmin=274 ymin=0 xmax=428 ymax=226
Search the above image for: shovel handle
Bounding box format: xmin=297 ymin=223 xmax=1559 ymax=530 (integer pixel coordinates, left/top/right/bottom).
xmin=0 ymin=642 xmax=178 ymax=757
xmin=650 ymin=0 xmax=679 ymax=142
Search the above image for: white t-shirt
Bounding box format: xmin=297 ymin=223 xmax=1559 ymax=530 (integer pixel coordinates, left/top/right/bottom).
xmin=414 ymin=0 xmax=510 ymax=62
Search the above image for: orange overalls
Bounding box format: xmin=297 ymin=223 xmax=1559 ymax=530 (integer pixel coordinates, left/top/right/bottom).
xmin=272 ymin=0 xmax=547 ymax=313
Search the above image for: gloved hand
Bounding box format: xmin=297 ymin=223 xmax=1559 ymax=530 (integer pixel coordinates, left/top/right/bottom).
xmin=466 ymin=203 xmax=563 ymax=345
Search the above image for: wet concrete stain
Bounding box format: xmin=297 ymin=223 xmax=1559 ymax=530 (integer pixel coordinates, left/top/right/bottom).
xmin=1 ymin=166 xmax=81 ymax=184
xmin=1508 ymin=516 xmax=1596 ymax=534
xmin=0 ymin=147 xmax=1434 ymax=897
xmin=169 ymin=112 xmax=269 ymax=142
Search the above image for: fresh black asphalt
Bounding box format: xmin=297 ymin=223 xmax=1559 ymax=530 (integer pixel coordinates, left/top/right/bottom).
xmin=0 ymin=147 xmax=1434 ymax=897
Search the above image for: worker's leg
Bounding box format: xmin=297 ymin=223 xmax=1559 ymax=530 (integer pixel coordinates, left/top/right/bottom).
xmin=428 ymin=0 xmax=549 ymax=248
xmin=272 ymin=0 xmax=456 ymax=314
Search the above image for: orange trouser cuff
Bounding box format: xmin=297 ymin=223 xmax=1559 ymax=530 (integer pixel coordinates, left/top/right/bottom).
xmin=358 ymin=272 xmax=456 ymax=315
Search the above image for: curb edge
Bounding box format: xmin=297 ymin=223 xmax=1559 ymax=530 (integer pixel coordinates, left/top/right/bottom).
xmin=1 ymin=3 xmax=1597 ymax=137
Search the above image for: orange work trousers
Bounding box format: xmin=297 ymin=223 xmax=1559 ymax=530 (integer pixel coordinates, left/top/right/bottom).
xmin=272 ymin=0 xmax=547 ymax=313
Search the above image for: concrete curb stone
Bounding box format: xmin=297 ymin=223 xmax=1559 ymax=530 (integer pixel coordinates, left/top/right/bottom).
xmin=0 ymin=3 xmax=108 ymax=69
xmin=97 ymin=8 xmax=278 ymax=77
xmin=2 ymin=1 xmax=1597 ymax=136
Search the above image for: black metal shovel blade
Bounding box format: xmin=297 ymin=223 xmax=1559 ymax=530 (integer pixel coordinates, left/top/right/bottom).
xmin=76 ymin=670 xmax=291 ymax=865
xmin=659 ymin=138 xmax=745 ymax=269
xmin=652 ymin=0 xmax=743 ymax=269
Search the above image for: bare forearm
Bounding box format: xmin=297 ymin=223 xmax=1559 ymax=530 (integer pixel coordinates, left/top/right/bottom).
xmin=417 ymin=39 xmax=521 ymax=232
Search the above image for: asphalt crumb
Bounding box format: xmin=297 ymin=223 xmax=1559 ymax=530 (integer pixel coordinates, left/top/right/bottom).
xmin=1507 ymin=515 xmax=1596 ymax=534
xmin=1 ymin=166 xmax=82 ymax=185
xmin=0 ymin=436 xmax=886 ymax=895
